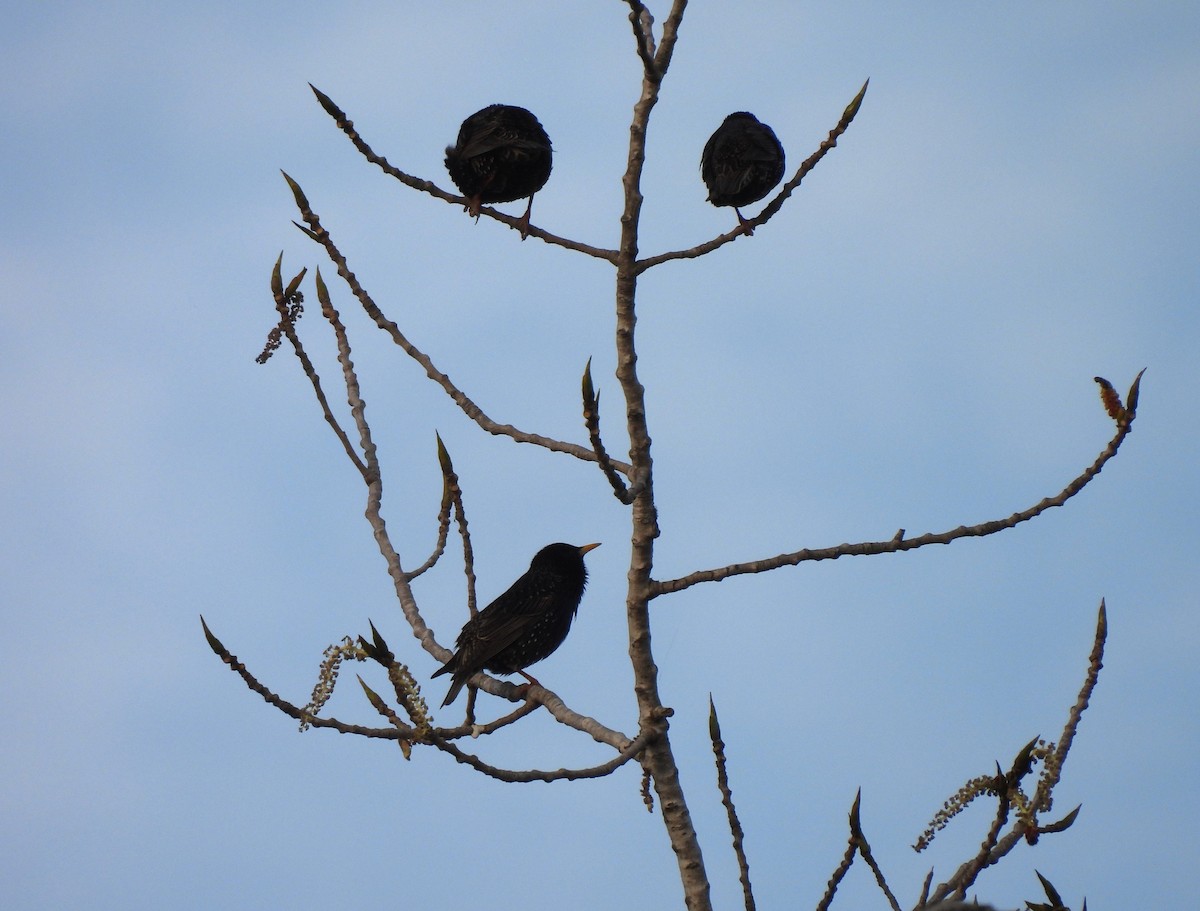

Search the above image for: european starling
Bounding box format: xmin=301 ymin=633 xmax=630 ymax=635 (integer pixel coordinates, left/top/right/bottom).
xmin=700 ymin=112 xmax=786 ymax=236
xmin=444 ymin=104 xmax=553 ymax=239
xmin=432 ymin=542 xmax=600 ymax=707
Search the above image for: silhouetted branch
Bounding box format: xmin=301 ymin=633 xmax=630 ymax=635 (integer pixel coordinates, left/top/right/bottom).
xmin=709 ymin=697 xmax=755 ymax=911
xmin=404 ymin=436 xmax=455 ymax=581
xmin=262 ymin=255 xmax=369 ymax=479
xmin=281 ymin=171 xmax=633 ymax=474
xmin=307 ymin=83 xmax=619 ymax=260
xmin=1033 ymin=600 xmax=1107 ymax=814
xmin=815 ymin=791 xmax=861 ymax=911
xmin=634 ymin=79 xmax=869 ymax=273
xmin=655 ymin=378 xmax=1141 ymax=596
xmin=429 ymin=723 xmax=658 ymax=783
xmin=202 ymin=616 xmax=406 ymax=740
xmin=925 ymin=608 xmax=1105 ymax=904
xmin=582 ymin=358 xmax=634 ymax=502
xmin=848 ymin=793 xmax=902 ymax=911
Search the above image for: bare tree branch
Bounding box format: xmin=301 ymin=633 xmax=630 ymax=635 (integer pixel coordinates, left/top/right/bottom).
xmin=202 ymin=616 xmax=406 ymax=740
xmin=926 ymin=609 xmax=1104 ymax=904
xmin=1033 ymin=600 xmax=1107 ymax=814
xmin=307 ymin=83 xmax=620 ymax=261
xmin=623 ymin=0 xmax=658 ymax=76
xmin=403 ymin=435 xmax=455 ymax=581
xmin=429 ymin=723 xmax=657 ymax=783
xmin=279 ymin=172 xmax=634 ymax=474
xmin=262 ymin=256 xmax=370 ymax=480
xmin=655 ymin=384 xmax=1140 ymax=596
xmin=848 ymin=793 xmax=902 ymax=911
xmin=634 ymin=79 xmax=869 ymax=273
xmin=605 ymin=4 xmax=718 ymax=908
xmin=816 ymin=791 xmax=862 ymax=911
xmin=708 ymin=697 xmax=755 ymax=911
xmin=582 ymin=357 xmax=635 ymax=502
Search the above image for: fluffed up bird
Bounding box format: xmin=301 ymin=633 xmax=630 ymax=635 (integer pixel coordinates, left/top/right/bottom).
xmin=432 ymin=542 xmax=600 ymax=707
xmin=444 ymin=104 xmax=553 ymax=239
xmin=700 ymin=112 xmax=785 ymax=236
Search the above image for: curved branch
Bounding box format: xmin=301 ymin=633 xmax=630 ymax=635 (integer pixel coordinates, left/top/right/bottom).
xmin=307 ymin=84 xmax=619 ymax=262
xmin=655 ymin=387 xmax=1139 ymax=596
xmin=635 ymin=79 xmax=869 ymax=274
xmin=202 ymin=616 xmax=406 ymax=740
xmin=429 ymin=724 xmax=657 ymax=784
xmin=436 ymin=699 xmax=541 ymax=739
xmin=280 ymin=172 xmax=633 ymax=474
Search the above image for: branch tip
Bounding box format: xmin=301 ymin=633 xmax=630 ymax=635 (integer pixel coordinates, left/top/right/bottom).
xmin=271 ymin=252 xmax=284 ymax=296
xmin=849 ymin=788 xmax=863 ymax=831
xmin=199 ymin=615 xmax=224 ymax=654
xmin=844 ymin=78 xmax=870 ymax=122
xmin=280 ymin=170 xmax=309 ymax=209
xmin=1126 ymin=367 xmax=1147 ymax=415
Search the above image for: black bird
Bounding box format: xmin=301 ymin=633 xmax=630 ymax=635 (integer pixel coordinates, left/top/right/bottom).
xmin=700 ymin=112 xmax=786 ymax=236
xmin=433 ymin=542 xmax=600 ymax=707
xmin=444 ymin=104 xmax=553 ymax=239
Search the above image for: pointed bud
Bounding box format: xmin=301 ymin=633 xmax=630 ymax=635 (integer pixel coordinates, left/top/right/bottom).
xmin=281 ymin=170 xmax=310 ymax=210
xmin=843 ymin=79 xmax=870 ymax=122
xmin=271 ymin=253 xmax=284 ymax=297
xmin=1126 ymin=367 xmax=1146 ymax=416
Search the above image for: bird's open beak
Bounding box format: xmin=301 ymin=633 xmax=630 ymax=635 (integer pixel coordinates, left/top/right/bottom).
xmin=578 ymin=542 xmax=601 ymax=555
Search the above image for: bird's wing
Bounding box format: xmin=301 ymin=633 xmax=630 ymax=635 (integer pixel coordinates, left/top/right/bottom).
xmin=455 ymin=584 xmax=557 ymax=669
xmin=740 ymin=134 xmax=783 ymax=163
xmin=456 ymin=123 xmax=545 ymax=159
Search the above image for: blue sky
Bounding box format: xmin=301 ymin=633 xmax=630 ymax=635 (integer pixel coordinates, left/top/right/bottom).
xmin=2 ymin=3 xmax=1197 ymax=909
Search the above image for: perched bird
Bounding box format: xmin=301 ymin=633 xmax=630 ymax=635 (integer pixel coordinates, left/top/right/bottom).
xmin=700 ymin=112 xmax=786 ymax=235
xmin=433 ymin=542 xmax=600 ymax=707
xmin=444 ymin=104 xmax=553 ymax=239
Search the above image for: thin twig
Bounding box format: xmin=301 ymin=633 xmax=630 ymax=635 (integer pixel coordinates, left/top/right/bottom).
xmin=927 ymin=610 xmax=1105 ymax=904
xmin=848 ymin=792 xmax=902 ymax=911
xmin=816 ymin=791 xmax=861 ymax=911
xmin=306 ymin=83 xmax=619 ymax=261
xmin=917 ymin=869 xmax=934 ymax=908
xmin=635 ymin=79 xmax=869 ymax=273
xmin=582 ymin=357 xmax=633 ymax=502
xmin=654 ymin=394 xmax=1138 ymax=596
xmin=268 ymin=257 xmax=369 ymax=479
xmin=429 ymin=724 xmax=657 ymax=783
xmin=281 ymin=171 xmax=633 ymax=474
xmin=708 ymin=697 xmax=755 ymax=911
xmin=404 ymin=436 xmax=455 ymax=581
xmin=948 ymin=779 xmax=1013 ymax=899
xmin=202 ymin=616 xmax=407 ymax=740
xmin=1033 ymin=600 xmax=1107 ymax=813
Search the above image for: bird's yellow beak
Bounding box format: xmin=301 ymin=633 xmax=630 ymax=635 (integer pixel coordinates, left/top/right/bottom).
xmin=578 ymin=542 xmax=601 ymax=555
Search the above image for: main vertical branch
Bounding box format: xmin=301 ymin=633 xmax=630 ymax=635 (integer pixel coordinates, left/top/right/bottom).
xmin=615 ymin=3 xmax=711 ymax=910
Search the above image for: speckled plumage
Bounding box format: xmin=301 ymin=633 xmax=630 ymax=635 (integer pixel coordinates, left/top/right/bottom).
xmin=432 ymin=542 xmax=599 ymax=707
xmin=444 ymin=104 xmax=552 ymax=236
xmin=701 ymin=112 xmax=785 ymax=234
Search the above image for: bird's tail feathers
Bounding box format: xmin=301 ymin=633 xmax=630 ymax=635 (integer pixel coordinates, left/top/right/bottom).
xmin=439 ymin=675 xmax=467 ymax=708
